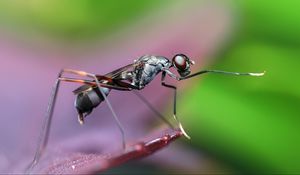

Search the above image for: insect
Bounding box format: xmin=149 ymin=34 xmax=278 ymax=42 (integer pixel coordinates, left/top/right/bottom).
xmin=26 ymin=54 xmax=264 ymax=171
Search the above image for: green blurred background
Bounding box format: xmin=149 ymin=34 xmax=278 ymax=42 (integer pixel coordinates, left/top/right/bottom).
xmin=181 ymin=1 xmax=300 ymax=173
xmin=0 ymin=0 xmax=299 ymax=174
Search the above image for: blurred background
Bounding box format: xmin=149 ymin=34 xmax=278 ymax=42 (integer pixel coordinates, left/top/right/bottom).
xmin=0 ymin=0 xmax=299 ymax=174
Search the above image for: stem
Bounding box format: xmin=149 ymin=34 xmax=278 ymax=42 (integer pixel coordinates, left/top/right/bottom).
xmin=43 ymin=130 xmax=183 ymax=174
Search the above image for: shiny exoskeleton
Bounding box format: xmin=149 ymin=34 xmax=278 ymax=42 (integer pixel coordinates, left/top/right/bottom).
xmin=74 ymin=86 xmax=110 ymax=123
xmin=27 ymin=53 xmax=264 ymax=172
xmin=131 ymin=55 xmax=172 ymax=89
xmin=74 ymin=54 xmax=194 ymax=122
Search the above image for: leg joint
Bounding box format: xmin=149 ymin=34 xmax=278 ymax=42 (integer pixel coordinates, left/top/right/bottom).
xmin=161 ymin=82 xmax=176 ymax=90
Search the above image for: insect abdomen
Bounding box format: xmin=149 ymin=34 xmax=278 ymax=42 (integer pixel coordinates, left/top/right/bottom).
xmin=75 ymin=87 xmax=110 ymax=116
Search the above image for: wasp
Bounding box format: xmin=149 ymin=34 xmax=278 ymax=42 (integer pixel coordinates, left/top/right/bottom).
xmin=27 ymin=54 xmax=264 ymax=171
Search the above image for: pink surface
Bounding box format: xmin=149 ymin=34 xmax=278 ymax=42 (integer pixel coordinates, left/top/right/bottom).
xmin=0 ymin=2 xmax=232 ymax=173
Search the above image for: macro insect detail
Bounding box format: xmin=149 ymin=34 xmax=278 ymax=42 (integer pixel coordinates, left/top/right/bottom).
xmin=74 ymin=85 xmax=110 ymax=124
xmin=26 ymin=54 xmax=265 ymax=172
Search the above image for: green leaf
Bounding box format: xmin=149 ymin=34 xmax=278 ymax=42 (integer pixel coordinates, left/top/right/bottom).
xmin=178 ymin=40 xmax=300 ymax=173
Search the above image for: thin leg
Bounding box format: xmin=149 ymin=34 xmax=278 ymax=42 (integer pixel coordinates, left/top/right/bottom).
xmin=26 ymin=74 xmax=98 ymax=172
xmin=92 ymin=75 xmax=126 ymax=149
xmin=132 ymin=90 xmax=174 ymax=129
xmin=60 ymin=69 xmax=126 ymax=149
xmin=26 ymin=71 xmax=63 ymax=172
xmin=179 ymin=70 xmax=265 ymax=80
xmin=26 ymin=69 xmax=126 ymax=172
xmin=161 ymin=72 xmax=191 ymax=139
xmin=59 ymin=77 xmax=131 ymax=91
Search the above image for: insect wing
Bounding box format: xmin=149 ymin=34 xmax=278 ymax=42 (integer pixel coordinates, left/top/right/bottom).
xmin=104 ymin=63 xmax=135 ymax=79
xmin=74 ymin=63 xmax=137 ymax=94
xmin=73 ymin=84 xmax=92 ymax=94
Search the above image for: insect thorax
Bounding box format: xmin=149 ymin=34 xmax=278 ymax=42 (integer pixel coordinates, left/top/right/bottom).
xmin=132 ymin=55 xmax=171 ymax=89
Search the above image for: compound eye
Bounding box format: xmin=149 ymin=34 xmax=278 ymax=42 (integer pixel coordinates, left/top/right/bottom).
xmin=173 ymin=54 xmax=188 ymax=71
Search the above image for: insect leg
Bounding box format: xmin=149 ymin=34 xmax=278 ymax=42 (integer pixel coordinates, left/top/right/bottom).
xmin=26 ymin=71 xmax=109 ymax=172
xmin=26 ymin=71 xmax=62 ymax=173
xmin=26 ymin=72 xmax=91 ymax=172
xmin=59 ymin=69 xmax=126 ymax=149
xmin=132 ymin=90 xmax=174 ymax=129
xmin=92 ymin=74 xmax=126 ymax=150
xmin=179 ymin=70 xmax=265 ymax=80
xmin=161 ymin=72 xmax=191 ymax=139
